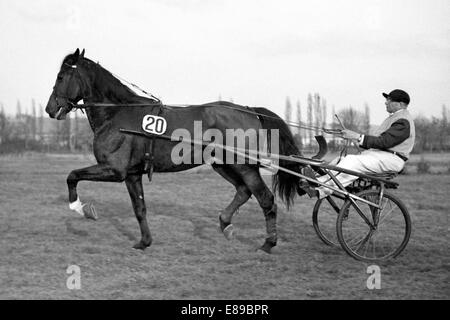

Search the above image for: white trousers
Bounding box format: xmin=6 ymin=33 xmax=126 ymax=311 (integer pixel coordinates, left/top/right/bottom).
xmin=316 ymin=149 xmax=405 ymax=198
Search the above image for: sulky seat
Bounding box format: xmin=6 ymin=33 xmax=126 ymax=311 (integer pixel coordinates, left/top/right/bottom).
xmin=348 ymin=171 xmax=399 ymax=192
xmin=367 ymin=171 xmax=399 ymax=180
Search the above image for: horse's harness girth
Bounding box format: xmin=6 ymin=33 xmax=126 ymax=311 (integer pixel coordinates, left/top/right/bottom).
xmin=144 ymin=105 xmax=164 ymax=181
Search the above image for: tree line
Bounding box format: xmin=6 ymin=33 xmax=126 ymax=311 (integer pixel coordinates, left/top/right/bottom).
xmin=0 ymin=98 xmax=449 ymax=154
xmin=0 ymin=100 xmax=93 ymax=154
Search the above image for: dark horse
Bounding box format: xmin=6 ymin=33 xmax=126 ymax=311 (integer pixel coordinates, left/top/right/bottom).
xmin=46 ymin=49 xmax=306 ymax=253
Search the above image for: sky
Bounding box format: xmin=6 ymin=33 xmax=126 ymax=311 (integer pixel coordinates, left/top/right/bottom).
xmin=0 ymin=0 xmax=449 ymax=124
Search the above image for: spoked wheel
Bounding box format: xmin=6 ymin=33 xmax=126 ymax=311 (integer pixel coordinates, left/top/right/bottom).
xmin=312 ymin=195 xmax=345 ymax=247
xmin=337 ymin=190 xmax=411 ymax=262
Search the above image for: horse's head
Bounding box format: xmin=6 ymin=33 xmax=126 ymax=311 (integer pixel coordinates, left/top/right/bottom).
xmin=46 ymin=48 xmax=87 ymax=120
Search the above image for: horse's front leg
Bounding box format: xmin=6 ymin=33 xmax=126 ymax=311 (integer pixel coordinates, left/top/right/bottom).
xmin=125 ymin=174 xmax=152 ymax=250
xmin=67 ymin=164 xmax=127 ymax=219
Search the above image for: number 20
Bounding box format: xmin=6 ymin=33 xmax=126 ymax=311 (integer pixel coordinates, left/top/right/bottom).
xmin=142 ymin=115 xmax=167 ymax=135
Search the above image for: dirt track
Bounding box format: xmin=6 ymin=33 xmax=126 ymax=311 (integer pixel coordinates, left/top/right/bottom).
xmin=0 ymin=154 xmax=448 ymax=299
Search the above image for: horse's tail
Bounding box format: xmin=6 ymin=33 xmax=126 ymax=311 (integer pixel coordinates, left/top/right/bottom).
xmin=253 ymin=107 xmax=306 ymax=209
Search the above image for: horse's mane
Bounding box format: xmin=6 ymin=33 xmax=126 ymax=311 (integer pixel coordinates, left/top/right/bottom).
xmin=61 ymin=53 xmax=143 ymax=102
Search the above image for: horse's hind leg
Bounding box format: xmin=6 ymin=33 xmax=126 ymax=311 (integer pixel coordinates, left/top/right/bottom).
xmin=125 ymin=174 xmax=152 ymax=250
xmin=238 ymin=166 xmax=277 ymax=253
xmin=212 ymin=165 xmax=252 ymax=239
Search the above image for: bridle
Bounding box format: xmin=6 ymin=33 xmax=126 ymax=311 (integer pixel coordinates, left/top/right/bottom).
xmin=53 ymin=62 xmax=83 ymax=111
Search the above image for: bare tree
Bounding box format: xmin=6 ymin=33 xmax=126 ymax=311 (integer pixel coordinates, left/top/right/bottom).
xmin=16 ymin=100 xmax=22 ymax=119
xmin=440 ymin=104 xmax=448 ymax=151
xmin=415 ymin=114 xmax=446 ymax=152
xmin=39 ymin=104 xmax=44 ymax=139
xmin=321 ymin=98 xmax=327 ymax=129
xmin=31 ymin=99 xmax=37 ymax=140
xmin=337 ymin=106 xmax=365 ymax=131
xmin=331 ymin=105 xmax=337 ymax=146
xmin=0 ymin=104 xmax=6 ymax=144
xmin=295 ymin=100 xmax=303 ymax=148
xmin=443 ymin=104 xmax=448 ymax=124
xmin=285 ymin=96 xmax=292 ymax=124
xmin=307 ymin=93 xmax=313 ymax=146
xmin=296 ymin=100 xmax=301 ymax=134
xmin=314 ymin=93 xmax=321 ymax=136
xmin=362 ymin=103 xmax=371 ymax=134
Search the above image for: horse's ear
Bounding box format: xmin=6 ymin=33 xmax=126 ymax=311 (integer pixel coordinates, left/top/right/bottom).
xmin=80 ymin=49 xmax=85 ymax=58
xmin=74 ymin=48 xmax=80 ymax=57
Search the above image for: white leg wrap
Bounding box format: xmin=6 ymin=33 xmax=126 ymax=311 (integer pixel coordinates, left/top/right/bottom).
xmin=69 ymin=197 xmax=85 ymax=216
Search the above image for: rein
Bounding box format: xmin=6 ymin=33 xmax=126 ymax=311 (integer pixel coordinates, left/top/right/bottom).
xmin=72 ymin=100 xmax=341 ymax=135
xmin=62 ymin=61 xmax=340 ymax=135
xmin=74 ymin=102 xmax=162 ymax=108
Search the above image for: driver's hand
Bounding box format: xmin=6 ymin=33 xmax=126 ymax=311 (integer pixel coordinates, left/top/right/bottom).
xmin=340 ymin=129 xmax=360 ymax=140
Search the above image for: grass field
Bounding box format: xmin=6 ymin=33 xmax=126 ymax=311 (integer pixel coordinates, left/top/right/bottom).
xmin=0 ymin=153 xmax=449 ymax=299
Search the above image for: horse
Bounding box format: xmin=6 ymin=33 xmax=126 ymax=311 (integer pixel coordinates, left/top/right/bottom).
xmin=45 ymin=48 xmax=306 ymax=253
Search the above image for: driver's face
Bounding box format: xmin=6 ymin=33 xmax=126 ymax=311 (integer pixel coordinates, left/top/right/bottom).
xmin=385 ymin=99 xmax=402 ymax=113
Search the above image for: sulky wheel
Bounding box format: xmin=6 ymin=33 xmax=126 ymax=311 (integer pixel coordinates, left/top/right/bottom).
xmin=336 ymin=189 xmax=411 ymax=262
xmin=312 ymin=195 xmax=345 ymax=247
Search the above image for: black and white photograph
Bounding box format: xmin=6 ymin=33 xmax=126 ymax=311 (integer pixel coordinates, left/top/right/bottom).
xmin=0 ymin=0 xmax=448 ymax=305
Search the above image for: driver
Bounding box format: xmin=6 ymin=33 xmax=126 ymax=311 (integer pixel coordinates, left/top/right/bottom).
xmin=305 ymin=89 xmax=416 ymax=199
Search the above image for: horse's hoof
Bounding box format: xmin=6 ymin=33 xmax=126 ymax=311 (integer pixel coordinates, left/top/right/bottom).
xmin=218 ymin=214 xmax=234 ymax=240
xmin=132 ymin=242 xmax=149 ymax=251
xmin=83 ymin=203 xmax=98 ymax=221
xmin=258 ymin=240 xmax=276 ymax=254
xmin=218 ymin=213 xmax=230 ymax=231
xmin=222 ymin=224 xmax=234 ymax=240
xmin=258 ymin=245 xmax=272 ymax=254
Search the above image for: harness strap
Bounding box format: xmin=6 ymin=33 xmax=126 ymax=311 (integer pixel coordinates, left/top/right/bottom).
xmin=144 ymin=105 xmax=164 ymax=181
